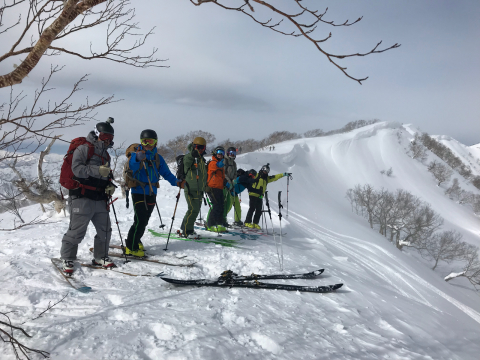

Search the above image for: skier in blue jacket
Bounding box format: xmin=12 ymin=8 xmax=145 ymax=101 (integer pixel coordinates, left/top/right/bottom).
xmin=126 ymin=129 xmax=185 ymax=256
xmin=226 ymin=169 xmax=256 ymax=226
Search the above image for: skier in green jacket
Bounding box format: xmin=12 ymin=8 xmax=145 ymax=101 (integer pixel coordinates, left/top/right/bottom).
xmin=180 ymin=137 xmax=208 ymax=239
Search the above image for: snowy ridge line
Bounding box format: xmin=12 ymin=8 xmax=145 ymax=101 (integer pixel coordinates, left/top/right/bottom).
xmin=288 ymin=209 xmax=480 ymax=325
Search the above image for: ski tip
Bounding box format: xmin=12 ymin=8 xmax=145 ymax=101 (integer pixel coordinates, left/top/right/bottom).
xmin=77 ymin=286 xmax=92 ymax=293
xmin=316 ymin=269 xmax=325 ymax=275
xmin=332 ymin=283 xmax=343 ymax=291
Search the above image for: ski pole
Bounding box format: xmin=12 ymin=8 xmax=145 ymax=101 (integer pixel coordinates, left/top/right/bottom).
xmin=155 ymin=203 xmax=166 ymax=229
xmin=111 ymin=200 xmax=130 ymax=264
xmin=286 ymin=174 xmax=293 ymax=218
xmin=164 ymin=188 xmax=182 ymax=251
xmin=278 ymin=191 xmax=284 ymax=269
xmin=195 ymin=157 xmax=204 ymax=222
xmin=265 ymin=191 xmax=281 ymax=270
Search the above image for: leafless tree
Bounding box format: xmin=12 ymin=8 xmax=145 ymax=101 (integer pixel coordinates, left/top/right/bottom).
xmin=0 ymin=311 xmax=49 ymax=360
xmin=1 ymin=65 xmax=115 ymax=164
xmin=409 ymin=133 xmax=428 ymax=162
xmin=445 ymin=244 xmax=480 ymax=289
xmin=194 ymin=1 xmax=399 ymax=84
xmin=8 ymin=137 xmax=66 ymax=213
xmin=0 ymin=0 xmax=164 ymax=88
xmin=304 ymin=129 xmax=325 ymax=138
xmin=0 ymin=182 xmax=27 ymax=223
xmin=109 ymin=140 xmax=127 ymax=196
xmin=160 ymin=130 xmax=216 ymax=163
xmin=427 ymin=160 xmax=453 ymax=186
xmin=420 ymin=230 xmax=464 ymax=270
xmin=346 ymin=184 xmax=380 ymax=229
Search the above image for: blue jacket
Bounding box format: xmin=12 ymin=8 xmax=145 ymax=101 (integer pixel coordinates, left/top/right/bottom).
xmin=129 ymin=146 xmax=178 ymax=195
xmin=232 ymin=174 xmax=255 ymax=195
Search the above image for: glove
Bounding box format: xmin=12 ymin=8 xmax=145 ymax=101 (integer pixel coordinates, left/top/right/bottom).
xmin=136 ymin=150 xmax=146 ymax=162
xmin=99 ymin=163 xmax=111 ymax=177
xmin=177 ymin=180 xmax=186 ymax=189
xmin=217 ymin=159 xmax=224 ymax=168
xmin=205 ymin=185 xmax=212 ymax=193
xmin=105 ymin=183 xmax=116 ymax=196
xmin=225 ymin=182 xmax=231 ymax=190
xmin=284 ymin=172 xmax=292 ymax=177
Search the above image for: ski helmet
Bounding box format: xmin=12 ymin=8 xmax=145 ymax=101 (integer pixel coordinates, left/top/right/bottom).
xmin=140 ymin=129 xmax=158 ymax=140
xmin=237 ymin=168 xmax=246 ymax=177
xmin=193 ymin=137 xmax=206 ymax=146
xmin=94 ymin=117 xmax=114 ymax=137
xmin=212 ymin=146 xmax=225 ymax=156
xmin=226 ymin=146 xmax=236 ymax=159
xmin=260 ymin=163 xmax=270 ymax=174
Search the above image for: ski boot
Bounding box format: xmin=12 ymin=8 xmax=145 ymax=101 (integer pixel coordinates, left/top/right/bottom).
xmin=125 ymin=247 xmax=145 ymax=257
xmin=93 ymin=257 xmax=116 ymax=269
xmin=62 ymin=259 xmax=75 ymax=274
xmin=244 ymin=223 xmax=254 ymax=229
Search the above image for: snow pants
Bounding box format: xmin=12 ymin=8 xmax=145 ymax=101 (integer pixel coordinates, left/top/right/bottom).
xmin=61 ymin=197 xmax=111 ymax=261
xmin=126 ymin=193 xmax=156 ymax=251
xmin=206 ymin=188 xmax=224 ymax=228
xmin=245 ymin=195 xmax=263 ymax=225
xmin=181 ymin=191 xmax=203 ymax=235
xmin=225 ymin=193 xmax=241 ymax=222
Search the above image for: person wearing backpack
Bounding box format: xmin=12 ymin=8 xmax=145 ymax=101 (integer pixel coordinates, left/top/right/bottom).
xmin=125 ymin=129 xmax=185 ymax=257
xmin=179 ymin=137 xmax=207 ymax=239
xmin=222 ymin=146 xmax=238 ymax=226
xmin=205 ymin=146 xmax=226 ymax=232
xmin=244 ymin=164 xmax=291 ymax=229
xmin=226 ymin=168 xmax=256 ymax=226
xmin=60 ymin=119 xmax=117 ymax=273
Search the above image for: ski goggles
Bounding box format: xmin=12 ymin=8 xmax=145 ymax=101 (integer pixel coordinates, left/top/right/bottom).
xmin=216 ymin=149 xmax=225 ymax=156
xmin=99 ymin=133 xmax=114 ymax=142
xmin=141 ymin=138 xmax=157 ymax=146
xmin=227 ymin=150 xmax=236 ymax=157
xmin=194 ymin=144 xmax=206 ymax=151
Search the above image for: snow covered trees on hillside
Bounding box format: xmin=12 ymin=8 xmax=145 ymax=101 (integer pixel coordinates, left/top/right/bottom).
xmin=427 ymin=160 xmax=453 ymax=186
xmin=347 ymin=184 xmax=479 ymax=289
xmin=409 ymin=133 xmax=428 ymax=162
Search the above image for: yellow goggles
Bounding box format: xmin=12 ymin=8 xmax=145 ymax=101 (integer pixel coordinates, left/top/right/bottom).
xmin=141 ymin=138 xmax=157 ymax=146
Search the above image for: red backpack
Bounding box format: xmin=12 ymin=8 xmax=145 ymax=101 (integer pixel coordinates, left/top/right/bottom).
xmin=59 ymin=137 xmax=107 ymax=190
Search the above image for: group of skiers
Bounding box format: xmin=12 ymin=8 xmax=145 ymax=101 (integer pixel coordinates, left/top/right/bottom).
xmin=60 ymin=121 xmax=291 ymax=273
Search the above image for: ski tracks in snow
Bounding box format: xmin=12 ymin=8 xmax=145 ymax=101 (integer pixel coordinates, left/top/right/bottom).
xmin=288 ymin=209 xmax=480 ymax=325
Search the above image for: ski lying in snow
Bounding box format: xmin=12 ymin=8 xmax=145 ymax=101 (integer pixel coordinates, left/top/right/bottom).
xmin=108 ymin=245 xmax=188 ymax=259
xmin=89 ymin=248 xmax=196 ymax=267
xmin=148 ymin=229 xmax=245 ymax=248
xmin=80 ymin=263 xmax=165 ymax=277
xmin=161 ymin=277 xmax=342 ymax=293
xmin=193 ymin=226 xmax=260 ymax=240
xmin=219 ymin=269 xmax=324 ymax=281
xmin=51 ymin=258 xmax=92 ymax=293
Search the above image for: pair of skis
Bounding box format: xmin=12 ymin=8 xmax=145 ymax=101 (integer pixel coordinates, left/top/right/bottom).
xmin=161 ymin=268 xmax=344 ymax=293
xmin=148 ymin=229 xmax=245 ymax=248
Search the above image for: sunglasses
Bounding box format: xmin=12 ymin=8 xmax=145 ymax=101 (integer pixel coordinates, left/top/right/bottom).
xmin=141 ymin=138 xmax=157 ymax=146
xmin=194 ymin=144 xmax=206 ymax=151
xmin=216 ymin=149 xmax=225 ymax=156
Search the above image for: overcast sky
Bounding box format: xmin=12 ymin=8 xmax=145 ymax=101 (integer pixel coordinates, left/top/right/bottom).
xmin=5 ymin=0 xmax=480 ymax=150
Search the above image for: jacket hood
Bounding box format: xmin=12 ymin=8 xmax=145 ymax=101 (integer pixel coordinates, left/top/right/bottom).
xmin=87 ymin=131 xmax=109 ymax=152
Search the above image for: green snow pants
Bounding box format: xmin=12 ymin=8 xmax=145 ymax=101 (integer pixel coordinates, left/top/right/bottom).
xmin=225 ymin=193 xmax=241 ymax=222
xmin=180 ymin=191 xmax=203 ymax=235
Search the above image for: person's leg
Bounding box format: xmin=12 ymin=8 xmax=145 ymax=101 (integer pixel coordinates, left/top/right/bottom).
xmin=252 ymin=197 xmax=264 ymax=225
xmin=245 ymin=195 xmax=257 ymax=224
xmin=223 ymin=189 xmax=232 ymax=225
xmin=60 ymin=197 xmax=94 ymax=260
xmin=233 ymin=195 xmax=242 ymax=223
xmin=210 ymin=188 xmax=224 ymax=227
xmin=126 ymin=194 xmax=155 ymax=250
xmin=90 ymin=200 xmax=112 ymax=259
xmin=181 ymin=192 xmax=201 ymax=235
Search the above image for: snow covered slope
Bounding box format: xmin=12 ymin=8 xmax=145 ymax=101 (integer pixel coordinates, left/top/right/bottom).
xmin=1 ymin=122 xmax=480 ymax=359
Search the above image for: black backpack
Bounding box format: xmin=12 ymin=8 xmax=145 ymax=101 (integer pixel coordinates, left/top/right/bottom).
xmin=176 ymin=155 xmax=185 ymax=180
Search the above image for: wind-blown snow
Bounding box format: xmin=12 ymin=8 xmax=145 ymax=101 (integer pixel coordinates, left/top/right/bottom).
xmin=1 ymin=122 xmax=479 ymax=359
